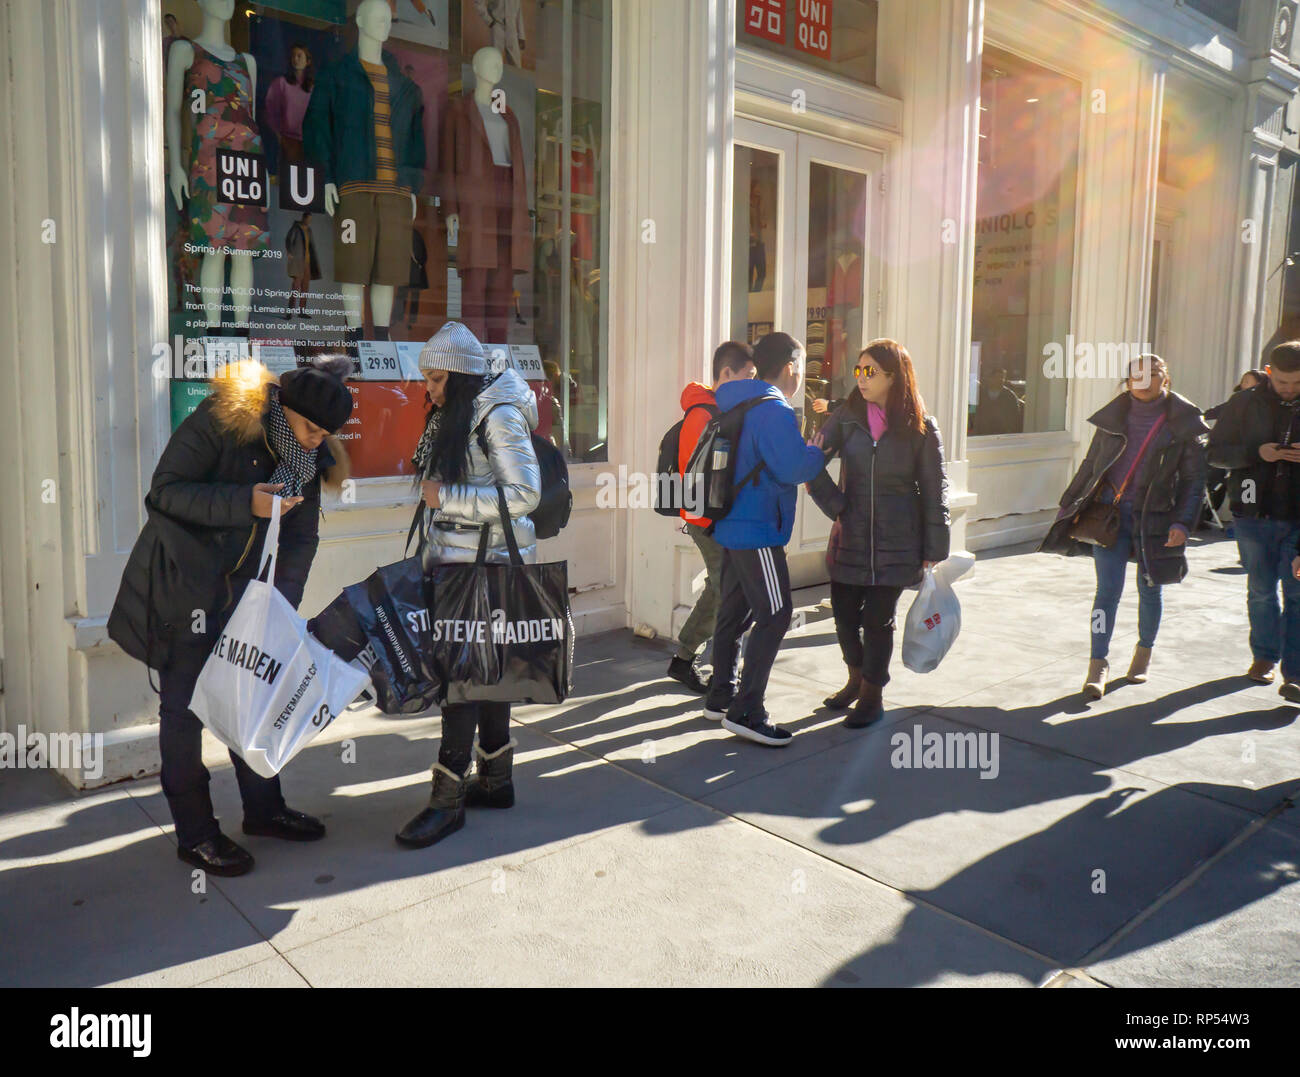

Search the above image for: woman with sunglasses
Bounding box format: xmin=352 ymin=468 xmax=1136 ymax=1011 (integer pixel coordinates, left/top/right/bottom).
xmin=809 ymin=340 xmax=950 ymax=726
xmin=1040 ymin=354 xmax=1207 ymax=698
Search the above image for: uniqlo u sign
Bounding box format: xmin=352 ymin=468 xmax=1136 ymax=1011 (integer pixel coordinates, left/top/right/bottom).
xmin=743 ymin=0 xmax=785 ymax=44
xmin=795 ymin=0 xmax=832 ymax=58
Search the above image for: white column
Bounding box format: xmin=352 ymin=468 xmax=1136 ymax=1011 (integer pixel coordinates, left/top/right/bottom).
xmin=888 ymin=0 xmax=985 ymax=551
xmin=615 ymin=0 xmax=734 ymax=637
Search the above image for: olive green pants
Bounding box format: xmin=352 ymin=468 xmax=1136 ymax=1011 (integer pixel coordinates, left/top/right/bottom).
xmin=676 ymin=523 xmax=726 ymax=660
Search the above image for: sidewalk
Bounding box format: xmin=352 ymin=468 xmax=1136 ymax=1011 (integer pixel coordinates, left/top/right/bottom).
xmin=2 ymin=532 xmax=1299 ymax=987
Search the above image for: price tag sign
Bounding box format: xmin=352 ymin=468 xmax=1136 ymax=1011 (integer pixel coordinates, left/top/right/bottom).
xmin=394 ymin=341 xmax=425 ymax=381
xmin=355 ymin=340 xmax=402 ymax=381
xmin=484 ymin=344 xmax=515 ymax=374
xmin=252 ymin=344 xmax=298 ymax=376
xmin=795 ymin=0 xmax=832 ymax=58
xmin=510 ymin=344 xmax=546 ymax=380
xmin=743 ymin=0 xmax=785 ymax=44
xmin=201 ymin=336 xmax=249 ymax=377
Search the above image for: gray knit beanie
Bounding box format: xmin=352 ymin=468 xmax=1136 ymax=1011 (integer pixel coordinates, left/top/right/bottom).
xmin=419 ymin=321 xmax=488 ymax=376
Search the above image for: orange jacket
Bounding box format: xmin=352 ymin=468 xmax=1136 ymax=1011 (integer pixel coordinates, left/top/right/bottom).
xmin=678 ymin=382 xmax=717 ymax=527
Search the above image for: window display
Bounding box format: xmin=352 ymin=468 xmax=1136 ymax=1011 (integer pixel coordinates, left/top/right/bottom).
xmin=161 ymin=0 xmax=609 ymax=477
xmin=969 ymin=47 xmax=1080 ymax=438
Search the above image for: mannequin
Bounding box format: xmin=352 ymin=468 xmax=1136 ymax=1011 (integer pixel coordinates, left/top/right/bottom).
xmin=441 ymin=47 xmax=530 ymax=342
xmin=305 ymin=0 xmax=422 ymax=343
xmin=166 ymin=0 xmax=268 ymax=333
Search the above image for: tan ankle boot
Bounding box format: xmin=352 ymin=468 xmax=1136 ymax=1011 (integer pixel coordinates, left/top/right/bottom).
xmin=824 ymin=666 xmax=863 ymax=710
xmin=1127 ymin=645 xmax=1152 ymax=683
xmin=1083 ymin=659 xmax=1108 ymax=700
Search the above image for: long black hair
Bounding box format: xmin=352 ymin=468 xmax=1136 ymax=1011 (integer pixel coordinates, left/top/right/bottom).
xmin=426 ymin=371 xmax=485 ymax=484
xmin=286 ymin=43 xmax=314 ymax=92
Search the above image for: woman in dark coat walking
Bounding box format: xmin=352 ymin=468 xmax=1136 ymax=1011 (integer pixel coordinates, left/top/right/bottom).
xmin=1039 ymin=354 xmax=1207 ymax=699
xmin=108 ymin=358 xmax=353 ymax=876
xmin=809 ymin=339 xmax=950 ymax=727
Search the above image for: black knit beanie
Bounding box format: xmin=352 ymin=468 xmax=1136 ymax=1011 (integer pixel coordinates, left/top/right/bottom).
xmin=279 ymin=358 xmax=354 ymax=433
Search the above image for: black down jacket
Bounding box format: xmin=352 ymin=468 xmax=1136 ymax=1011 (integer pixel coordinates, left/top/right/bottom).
xmin=107 ymin=363 xmax=349 ymax=674
xmin=1206 ymin=380 xmax=1300 ymax=519
xmin=1039 ymin=391 xmax=1207 ymax=586
xmin=808 ymin=396 xmax=951 ymax=587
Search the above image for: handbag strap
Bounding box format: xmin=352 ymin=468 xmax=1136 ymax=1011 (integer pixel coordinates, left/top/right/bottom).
xmin=257 ymin=495 xmax=284 ymax=585
xmin=477 ymin=486 xmax=525 ymax=566
xmin=1111 ymin=414 xmax=1166 ymax=502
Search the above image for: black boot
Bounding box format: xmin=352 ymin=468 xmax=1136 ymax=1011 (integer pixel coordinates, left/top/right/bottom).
xmin=667 ymin=655 xmax=709 ymax=694
xmin=396 ymin=763 xmax=466 ymax=848
xmin=465 ymin=738 xmax=516 ymax=809
xmin=844 ymin=681 xmax=885 ymax=729
xmin=177 ymin=833 xmax=254 ymax=877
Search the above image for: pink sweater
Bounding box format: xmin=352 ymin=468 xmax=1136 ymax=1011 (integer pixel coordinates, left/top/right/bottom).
xmin=265 ymin=76 xmax=312 ymax=140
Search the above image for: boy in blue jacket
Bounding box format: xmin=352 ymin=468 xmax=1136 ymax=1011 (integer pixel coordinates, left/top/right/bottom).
xmin=704 ymin=332 xmax=829 ymax=745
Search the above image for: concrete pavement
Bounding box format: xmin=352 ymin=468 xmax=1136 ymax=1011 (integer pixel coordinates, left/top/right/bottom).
xmin=2 ymin=530 xmax=1299 ymax=987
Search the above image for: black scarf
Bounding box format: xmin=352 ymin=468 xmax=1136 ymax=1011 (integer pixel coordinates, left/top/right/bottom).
xmin=267 ymin=391 xmax=320 ymax=497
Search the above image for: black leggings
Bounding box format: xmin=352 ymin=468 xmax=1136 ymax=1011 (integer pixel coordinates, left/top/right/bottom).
xmin=438 ymin=701 xmax=512 ymax=776
xmin=830 ymin=582 xmax=904 ymax=687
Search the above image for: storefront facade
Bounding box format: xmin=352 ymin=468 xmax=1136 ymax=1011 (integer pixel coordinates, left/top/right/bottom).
xmin=2 ymin=0 xmax=1298 ymax=786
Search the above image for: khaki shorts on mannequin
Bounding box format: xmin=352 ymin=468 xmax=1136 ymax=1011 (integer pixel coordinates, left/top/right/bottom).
xmin=333 ymin=189 xmax=412 ymax=286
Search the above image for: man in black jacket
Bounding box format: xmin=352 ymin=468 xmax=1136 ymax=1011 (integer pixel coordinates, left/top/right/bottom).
xmin=1207 ymin=341 xmax=1300 ymax=700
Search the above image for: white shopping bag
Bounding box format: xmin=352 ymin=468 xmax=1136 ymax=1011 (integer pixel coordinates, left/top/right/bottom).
xmin=901 ymin=553 xmax=975 ymax=674
xmin=190 ymin=497 xmax=371 ymax=778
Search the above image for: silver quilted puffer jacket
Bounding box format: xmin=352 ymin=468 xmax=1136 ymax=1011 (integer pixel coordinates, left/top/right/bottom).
xmin=421 ymin=368 xmax=542 ymax=567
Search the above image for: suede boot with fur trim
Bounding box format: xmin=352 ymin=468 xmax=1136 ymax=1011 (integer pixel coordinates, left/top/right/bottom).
xmin=465 ymin=739 xmax=517 ymax=809
xmin=396 ymin=762 xmax=466 ymax=848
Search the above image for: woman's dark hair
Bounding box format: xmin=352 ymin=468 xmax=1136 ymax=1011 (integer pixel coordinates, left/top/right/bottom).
xmin=1125 ymin=353 xmax=1171 ymax=392
xmin=860 ymin=338 xmax=927 ymax=435
xmin=1236 ymin=367 xmax=1268 ymax=392
xmin=427 ymin=371 xmax=486 ymax=484
xmin=286 ymin=43 xmax=314 ymax=92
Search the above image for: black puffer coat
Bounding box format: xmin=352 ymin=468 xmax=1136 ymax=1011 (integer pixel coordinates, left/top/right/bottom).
xmin=108 ymin=363 xmax=349 ymax=674
xmin=808 ymin=395 xmax=950 ymax=587
xmin=1039 ymin=391 xmax=1207 ymax=586
xmin=1206 ymin=381 xmax=1300 ymax=519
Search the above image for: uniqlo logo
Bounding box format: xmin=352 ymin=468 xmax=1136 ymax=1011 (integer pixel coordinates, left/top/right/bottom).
xmin=924 ymin=613 xmax=941 ymax=630
xmin=744 ymin=0 xmax=785 ymax=44
xmin=794 ymin=0 xmax=832 ymax=58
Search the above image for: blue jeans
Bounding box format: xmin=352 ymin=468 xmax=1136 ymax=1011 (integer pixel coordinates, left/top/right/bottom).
xmin=1091 ymin=502 xmax=1162 ymax=660
xmin=1233 ymin=516 xmax=1300 ymax=679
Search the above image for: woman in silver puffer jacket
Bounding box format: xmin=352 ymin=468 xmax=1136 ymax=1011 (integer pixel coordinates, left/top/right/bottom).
xmin=397 ymin=321 xmax=542 ymax=849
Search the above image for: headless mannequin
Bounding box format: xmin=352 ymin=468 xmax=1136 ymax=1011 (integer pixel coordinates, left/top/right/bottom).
xmin=166 ymin=0 xmax=258 ymax=331
xmin=449 ymin=47 xmax=516 ymax=342
xmin=322 ymin=0 xmax=417 ymax=335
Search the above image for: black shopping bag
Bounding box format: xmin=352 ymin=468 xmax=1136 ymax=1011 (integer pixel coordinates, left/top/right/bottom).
xmin=429 ymin=487 xmax=574 ymax=706
xmin=309 ymin=557 xmax=440 ymax=715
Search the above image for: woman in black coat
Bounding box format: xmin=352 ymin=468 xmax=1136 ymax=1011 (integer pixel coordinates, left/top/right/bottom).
xmin=809 ymin=339 xmax=950 ymax=727
xmin=1039 ymin=355 xmax=1207 ymax=699
xmin=108 ymin=358 xmax=353 ymax=877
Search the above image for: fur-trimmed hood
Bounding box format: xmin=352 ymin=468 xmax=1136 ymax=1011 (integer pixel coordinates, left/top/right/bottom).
xmin=208 ymin=360 xmax=350 ymax=491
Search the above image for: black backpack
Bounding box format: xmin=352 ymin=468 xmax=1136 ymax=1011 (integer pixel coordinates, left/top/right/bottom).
xmin=683 ymin=397 xmax=768 ymax=531
xmin=476 ymin=404 xmax=572 ymax=540
xmin=654 ymin=402 xmax=718 ymax=516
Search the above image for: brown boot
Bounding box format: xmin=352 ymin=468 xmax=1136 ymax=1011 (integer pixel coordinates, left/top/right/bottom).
xmin=1126 ymin=645 xmax=1152 ymax=683
xmin=1083 ymin=659 xmax=1108 ymax=700
xmin=824 ymin=666 xmax=863 ymax=710
xmin=1248 ymin=659 xmax=1276 ymax=684
xmin=845 ymin=681 xmax=884 ymax=729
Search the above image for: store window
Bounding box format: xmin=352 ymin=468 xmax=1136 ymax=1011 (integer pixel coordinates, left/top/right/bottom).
xmin=160 ymin=0 xmax=610 ymax=477
xmin=730 ymin=145 xmax=780 ymax=346
xmin=969 ymin=47 xmax=1080 ymax=438
xmin=735 ymin=0 xmax=878 ymax=87
xmin=1184 ymin=0 xmax=1241 ymax=32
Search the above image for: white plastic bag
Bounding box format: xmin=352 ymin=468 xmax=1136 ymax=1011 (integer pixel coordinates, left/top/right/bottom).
xmin=902 ymin=553 xmax=975 ymax=674
xmin=190 ymin=497 xmax=371 ymax=778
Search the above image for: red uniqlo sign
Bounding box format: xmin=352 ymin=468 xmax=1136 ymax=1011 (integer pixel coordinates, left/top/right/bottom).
xmin=743 ymin=0 xmax=785 ymax=44
xmin=794 ymin=0 xmax=833 ymax=58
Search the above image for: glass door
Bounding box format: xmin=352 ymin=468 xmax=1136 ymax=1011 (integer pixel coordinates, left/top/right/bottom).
xmin=731 ymin=120 xmax=884 ymax=584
